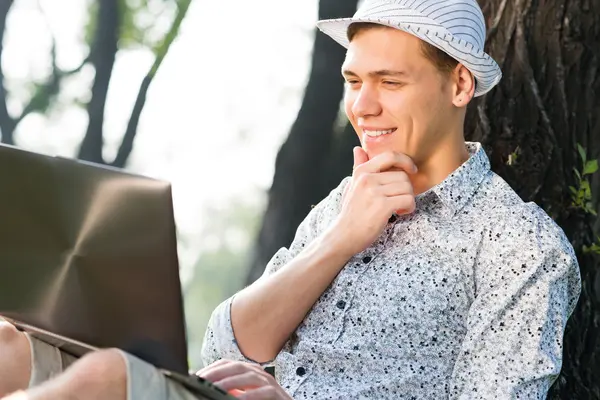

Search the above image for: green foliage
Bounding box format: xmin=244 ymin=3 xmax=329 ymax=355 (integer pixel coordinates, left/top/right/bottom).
xmin=182 ymin=196 xmax=263 ymax=369
xmin=149 ymin=0 xmax=192 ymax=77
xmin=570 ymin=143 xmax=600 ymax=256
xmin=583 ymin=237 xmax=600 ymax=255
xmin=569 ymin=143 xmax=598 ymax=216
xmin=84 ymin=0 xmax=179 ymax=51
xmin=506 ymin=146 xmax=521 ymax=166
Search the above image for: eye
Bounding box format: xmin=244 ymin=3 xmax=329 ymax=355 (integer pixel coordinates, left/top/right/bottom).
xmin=382 ymin=81 xmax=402 ymax=87
xmin=345 ymin=79 xmax=361 ymax=88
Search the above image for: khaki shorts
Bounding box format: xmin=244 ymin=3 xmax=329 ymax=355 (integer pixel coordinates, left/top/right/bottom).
xmin=26 ymin=334 xmax=197 ymax=400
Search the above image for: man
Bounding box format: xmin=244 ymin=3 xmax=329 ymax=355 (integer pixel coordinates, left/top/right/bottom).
xmin=0 ymin=0 xmax=581 ymax=399
xmin=200 ymin=0 xmax=581 ymax=398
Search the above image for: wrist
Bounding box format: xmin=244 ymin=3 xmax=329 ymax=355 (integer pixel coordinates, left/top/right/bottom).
xmin=318 ymin=219 xmax=356 ymax=261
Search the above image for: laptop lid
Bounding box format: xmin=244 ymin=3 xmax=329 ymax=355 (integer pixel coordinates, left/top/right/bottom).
xmin=0 ymin=144 xmax=189 ymax=374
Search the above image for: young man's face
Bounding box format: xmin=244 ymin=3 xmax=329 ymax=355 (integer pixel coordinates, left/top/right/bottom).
xmin=342 ymin=27 xmax=459 ymax=164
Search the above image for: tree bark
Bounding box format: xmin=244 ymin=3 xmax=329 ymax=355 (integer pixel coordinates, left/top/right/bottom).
xmin=78 ymin=0 xmax=120 ymax=164
xmin=472 ymin=0 xmax=600 ymax=397
xmin=245 ymin=0 xmax=360 ymax=283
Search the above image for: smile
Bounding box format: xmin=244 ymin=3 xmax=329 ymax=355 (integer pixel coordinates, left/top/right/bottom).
xmin=363 ymin=128 xmax=397 ymax=137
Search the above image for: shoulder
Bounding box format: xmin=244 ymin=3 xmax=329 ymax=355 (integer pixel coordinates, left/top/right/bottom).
xmin=474 ymin=172 xmax=570 ymax=247
xmin=474 ymin=173 xmax=581 ymax=305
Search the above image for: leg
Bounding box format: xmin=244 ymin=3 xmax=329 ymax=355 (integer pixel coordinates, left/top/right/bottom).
xmin=0 ymin=321 xmax=31 ymax=396
xmin=3 ymin=349 xmax=127 ymax=400
xmin=3 ymin=349 xmax=200 ymax=400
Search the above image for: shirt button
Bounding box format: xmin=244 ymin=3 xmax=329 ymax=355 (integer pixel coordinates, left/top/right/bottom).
xmin=296 ymin=366 xmax=306 ymax=376
xmin=388 ymin=214 xmax=397 ymax=223
xmin=336 ymin=300 xmax=346 ymax=310
xmin=362 ymin=256 xmax=372 ymax=264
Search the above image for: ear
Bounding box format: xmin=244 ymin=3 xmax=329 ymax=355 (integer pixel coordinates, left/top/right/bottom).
xmin=451 ymin=64 xmax=476 ymax=108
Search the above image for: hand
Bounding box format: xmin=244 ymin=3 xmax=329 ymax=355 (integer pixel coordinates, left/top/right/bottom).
xmin=333 ymin=146 xmax=417 ymax=257
xmin=197 ymin=360 xmax=292 ymax=400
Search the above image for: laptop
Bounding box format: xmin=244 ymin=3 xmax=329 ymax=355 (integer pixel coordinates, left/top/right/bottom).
xmin=0 ymin=144 xmax=236 ymax=399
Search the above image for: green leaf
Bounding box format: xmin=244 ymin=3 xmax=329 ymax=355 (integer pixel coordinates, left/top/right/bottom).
xmin=578 ymin=143 xmax=587 ymax=164
xmin=573 ymin=167 xmax=582 ymax=181
xmin=569 ymin=186 xmax=578 ymax=195
xmin=581 ymin=180 xmax=591 ymax=194
xmin=583 ymin=159 xmax=599 ymax=176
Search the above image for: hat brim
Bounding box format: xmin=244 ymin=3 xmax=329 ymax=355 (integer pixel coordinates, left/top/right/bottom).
xmin=316 ymin=17 xmax=502 ymax=97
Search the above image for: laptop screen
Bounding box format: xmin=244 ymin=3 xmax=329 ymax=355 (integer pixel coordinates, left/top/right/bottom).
xmin=0 ymin=144 xmax=189 ymax=374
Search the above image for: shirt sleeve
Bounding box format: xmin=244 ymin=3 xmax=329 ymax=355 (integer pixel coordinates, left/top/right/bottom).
xmin=200 ymin=177 xmax=351 ymax=367
xmin=450 ymin=203 xmax=581 ymax=399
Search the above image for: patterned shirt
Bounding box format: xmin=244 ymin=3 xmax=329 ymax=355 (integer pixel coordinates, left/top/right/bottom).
xmin=201 ymin=142 xmax=581 ymax=399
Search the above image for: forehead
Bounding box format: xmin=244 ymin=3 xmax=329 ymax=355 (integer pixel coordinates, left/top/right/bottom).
xmin=342 ymin=27 xmax=427 ymax=72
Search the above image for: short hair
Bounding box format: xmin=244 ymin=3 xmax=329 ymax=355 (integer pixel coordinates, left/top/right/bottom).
xmin=347 ymin=22 xmax=459 ymax=75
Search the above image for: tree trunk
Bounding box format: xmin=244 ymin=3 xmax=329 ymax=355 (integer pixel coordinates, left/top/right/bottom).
xmin=245 ymin=0 xmax=360 ymax=283
xmin=472 ymin=0 xmax=600 ymax=397
xmin=78 ymin=0 xmax=120 ymax=164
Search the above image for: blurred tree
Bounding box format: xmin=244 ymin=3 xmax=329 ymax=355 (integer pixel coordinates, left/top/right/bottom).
xmin=245 ymin=0 xmax=361 ymax=284
xmin=248 ymin=0 xmax=600 ymax=397
xmin=0 ymin=0 xmax=191 ymax=168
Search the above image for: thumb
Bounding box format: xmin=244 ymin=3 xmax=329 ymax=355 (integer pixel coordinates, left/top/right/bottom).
xmin=353 ymin=146 xmax=369 ymax=170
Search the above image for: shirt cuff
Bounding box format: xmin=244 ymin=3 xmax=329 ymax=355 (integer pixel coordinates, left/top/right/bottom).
xmin=200 ymin=296 xmax=267 ymax=367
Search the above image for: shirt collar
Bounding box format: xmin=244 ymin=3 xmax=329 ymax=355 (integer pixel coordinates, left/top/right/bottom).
xmin=421 ymin=142 xmax=491 ymax=217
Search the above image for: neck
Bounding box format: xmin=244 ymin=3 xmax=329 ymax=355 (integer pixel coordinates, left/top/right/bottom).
xmin=411 ymin=134 xmax=470 ymax=195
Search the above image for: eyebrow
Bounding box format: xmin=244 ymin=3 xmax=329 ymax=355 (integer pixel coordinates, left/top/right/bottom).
xmin=342 ymin=69 xmax=409 ymax=78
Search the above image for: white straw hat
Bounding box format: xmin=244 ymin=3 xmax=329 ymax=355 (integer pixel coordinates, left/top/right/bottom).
xmin=316 ymin=0 xmax=502 ymax=97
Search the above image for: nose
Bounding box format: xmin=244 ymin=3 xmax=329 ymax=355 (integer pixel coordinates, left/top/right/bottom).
xmin=351 ymin=84 xmax=382 ymax=118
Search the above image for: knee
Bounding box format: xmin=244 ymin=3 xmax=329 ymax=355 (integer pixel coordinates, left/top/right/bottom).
xmin=0 ymin=322 xmax=31 ymax=395
xmin=0 ymin=321 xmax=31 ymax=363
xmin=0 ymin=321 xmax=24 ymax=345
xmin=65 ymin=349 xmax=127 ymax=395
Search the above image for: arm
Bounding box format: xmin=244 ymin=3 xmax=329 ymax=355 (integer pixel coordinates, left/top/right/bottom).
xmin=201 ymin=149 xmax=418 ymax=365
xmin=450 ymin=205 xmax=581 ymax=399
xmin=202 ymin=180 xmax=348 ymax=365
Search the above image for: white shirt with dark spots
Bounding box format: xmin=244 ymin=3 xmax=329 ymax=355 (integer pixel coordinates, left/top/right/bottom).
xmin=201 ymin=142 xmax=581 ymax=399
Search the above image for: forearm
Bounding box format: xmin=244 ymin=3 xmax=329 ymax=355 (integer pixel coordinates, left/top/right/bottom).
xmin=230 ymin=225 xmax=351 ymax=363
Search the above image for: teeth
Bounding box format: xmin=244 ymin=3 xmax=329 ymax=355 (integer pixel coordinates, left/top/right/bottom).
xmin=364 ymin=129 xmax=395 ymax=137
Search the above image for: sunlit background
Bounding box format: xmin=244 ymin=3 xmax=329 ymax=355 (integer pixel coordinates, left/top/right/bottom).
xmin=4 ymin=0 xmax=320 ymax=368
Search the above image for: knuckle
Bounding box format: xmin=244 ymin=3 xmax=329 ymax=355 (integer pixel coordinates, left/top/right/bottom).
xmin=397 ymin=171 xmax=409 ymax=181
xmin=259 ymin=375 xmax=271 ymax=386
xmin=356 ymin=174 xmax=370 ymax=188
xmin=384 ymin=151 xmax=396 ymax=164
xmin=402 ymin=182 xmax=414 ymax=195
xmin=352 ymin=164 xmax=364 ymax=175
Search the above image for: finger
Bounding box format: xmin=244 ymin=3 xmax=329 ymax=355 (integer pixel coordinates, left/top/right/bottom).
xmin=238 ymin=386 xmax=280 ymax=400
xmin=352 ymin=146 xmax=369 ymax=170
xmin=200 ymin=362 xmax=262 ymax=383
xmin=196 ymin=359 xmax=232 ymax=376
xmin=358 ymin=151 xmax=417 ymax=175
xmin=371 ymin=170 xmax=410 ymax=186
xmin=377 ymin=181 xmax=414 ymax=197
xmin=386 ymin=194 xmax=416 ymax=215
xmin=200 ymin=362 xmax=271 ymax=384
xmin=214 ymin=371 xmax=270 ymax=391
